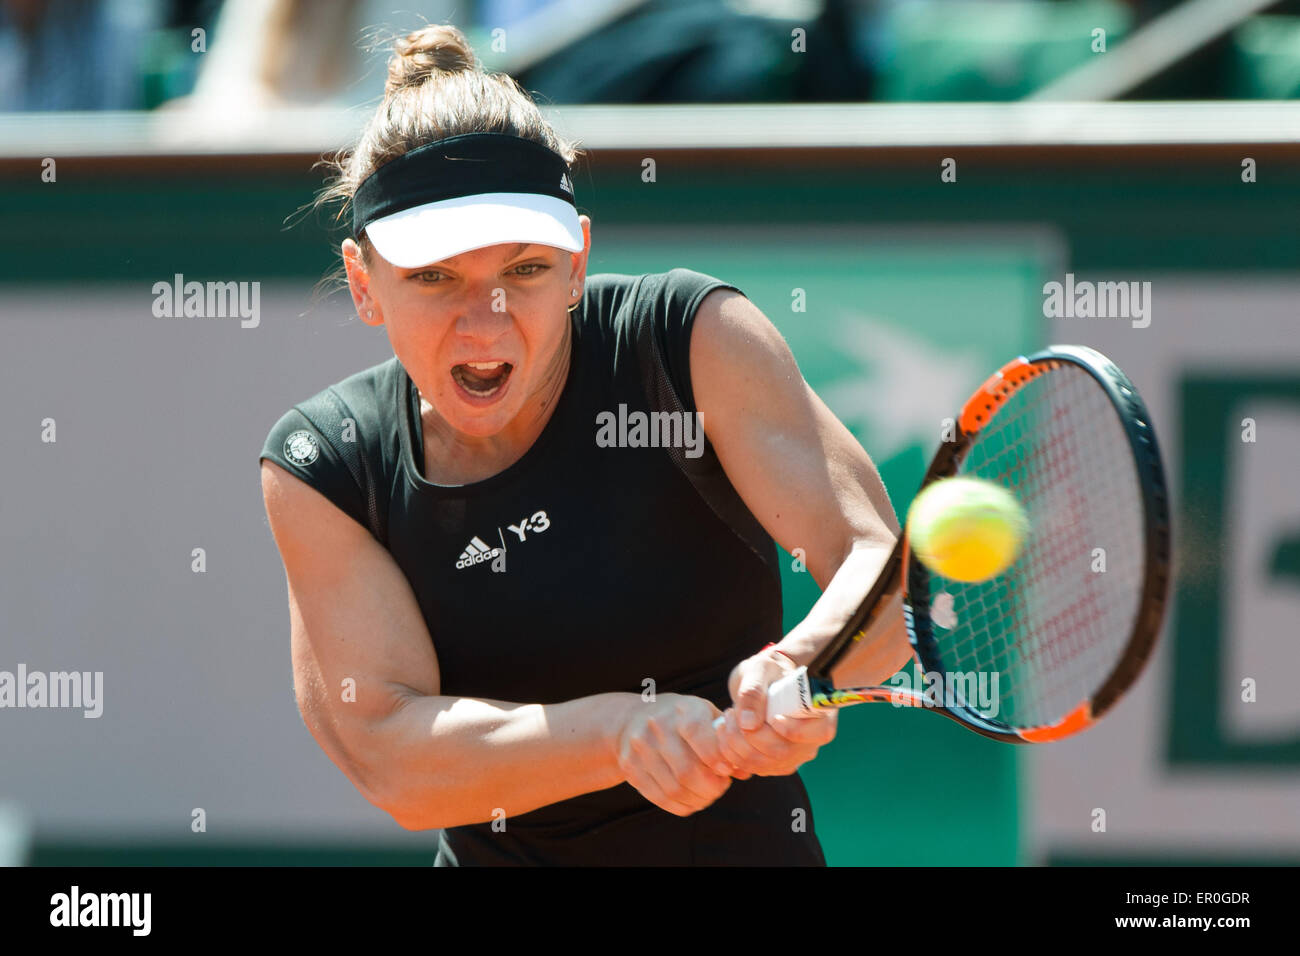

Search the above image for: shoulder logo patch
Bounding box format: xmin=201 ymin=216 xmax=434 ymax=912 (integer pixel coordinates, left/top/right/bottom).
xmin=560 ymin=172 xmax=573 ymax=195
xmin=284 ymin=430 xmax=320 ymax=466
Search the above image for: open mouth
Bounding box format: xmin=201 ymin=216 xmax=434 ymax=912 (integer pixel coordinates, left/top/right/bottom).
xmin=451 ymin=361 xmax=514 ymax=399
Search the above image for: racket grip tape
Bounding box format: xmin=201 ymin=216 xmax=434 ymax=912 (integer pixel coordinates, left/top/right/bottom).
xmin=766 ymin=666 xmax=818 ymax=718
xmin=709 ymin=665 xmax=818 ymax=730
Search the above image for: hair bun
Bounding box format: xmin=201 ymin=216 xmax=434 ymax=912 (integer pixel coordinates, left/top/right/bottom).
xmin=386 ymin=24 xmax=480 ymax=95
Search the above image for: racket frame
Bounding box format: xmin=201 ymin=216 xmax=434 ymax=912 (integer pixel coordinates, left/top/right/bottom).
xmin=775 ymin=345 xmax=1172 ymax=744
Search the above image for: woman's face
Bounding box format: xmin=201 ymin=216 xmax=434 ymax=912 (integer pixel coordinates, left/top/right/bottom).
xmin=343 ymin=215 xmax=590 ymax=441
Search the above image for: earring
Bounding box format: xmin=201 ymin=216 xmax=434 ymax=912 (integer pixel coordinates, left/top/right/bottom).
xmin=567 ymin=288 xmax=581 ymax=313
xmin=367 ymin=310 xmax=373 ymax=318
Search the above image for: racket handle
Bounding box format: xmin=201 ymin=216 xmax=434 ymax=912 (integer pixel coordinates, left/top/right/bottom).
xmin=767 ymin=666 xmax=817 ymax=718
xmin=710 ymin=666 xmax=818 ymax=730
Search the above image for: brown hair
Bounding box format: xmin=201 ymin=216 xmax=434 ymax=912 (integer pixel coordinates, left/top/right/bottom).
xmin=310 ymin=23 xmax=585 ymax=281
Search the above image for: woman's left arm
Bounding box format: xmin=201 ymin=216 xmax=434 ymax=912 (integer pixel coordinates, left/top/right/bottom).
xmin=690 ymin=288 xmax=912 ymax=774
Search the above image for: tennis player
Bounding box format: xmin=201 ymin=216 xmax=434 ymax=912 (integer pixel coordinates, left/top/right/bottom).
xmin=259 ymin=24 xmax=908 ymax=866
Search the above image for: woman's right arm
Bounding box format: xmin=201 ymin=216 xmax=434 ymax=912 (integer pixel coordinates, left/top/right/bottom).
xmin=260 ymin=461 xmax=733 ymax=830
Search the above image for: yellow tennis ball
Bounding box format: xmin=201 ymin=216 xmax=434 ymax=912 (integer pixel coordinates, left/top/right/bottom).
xmin=906 ymin=477 xmax=1028 ymax=583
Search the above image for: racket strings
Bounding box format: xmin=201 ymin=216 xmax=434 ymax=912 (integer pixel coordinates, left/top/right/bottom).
xmin=930 ymin=365 xmax=1144 ymax=728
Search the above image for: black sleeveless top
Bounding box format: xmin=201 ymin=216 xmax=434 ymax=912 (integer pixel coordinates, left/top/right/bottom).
xmin=259 ymin=268 xmax=826 ymax=865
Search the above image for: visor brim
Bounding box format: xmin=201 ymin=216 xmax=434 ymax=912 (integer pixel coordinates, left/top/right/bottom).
xmin=364 ymin=192 xmax=584 ymax=269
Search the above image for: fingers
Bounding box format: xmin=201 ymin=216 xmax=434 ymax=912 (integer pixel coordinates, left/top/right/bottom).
xmin=715 ymin=706 xmax=835 ymax=777
xmin=767 ymin=709 xmax=839 ymax=746
xmin=626 ymin=731 xmax=729 ymax=817
xmin=616 ymin=698 xmax=735 ymax=817
xmin=616 ymin=689 xmax=834 ymax=814
xmin=731 ymin=656 xmax=784 ymax=731
xmin=716 ymin=707 xmax=768 ymax=771
xmin=723 ymin=707 xmax=796 ymax=763
xmin=646 ymin=714 xmax=731 ymax=804
xmin=680 ymin=708 xmax=753 ymax=780
xmin=621 ymin=737 xmax=707 ymax=817
xmin=677 ymin=707 xmax=740 ymax=779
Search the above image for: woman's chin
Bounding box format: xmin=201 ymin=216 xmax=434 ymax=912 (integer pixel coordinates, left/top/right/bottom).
xmin=436 ymin=392 xmax=518 ymax=437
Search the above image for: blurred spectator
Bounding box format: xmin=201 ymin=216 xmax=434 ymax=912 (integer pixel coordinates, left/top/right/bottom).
xmin=514 ymin=0 xmax=873 ymax=103
xmin=174 ymin=0 xmax=868 ymax=111
xmin=177 ymin=0 xmax=458 ymax=113
xmin=0 ymin=0 xmax=167 ymax=110
xmin=5 ymin=0 xmax=1286 ymax=114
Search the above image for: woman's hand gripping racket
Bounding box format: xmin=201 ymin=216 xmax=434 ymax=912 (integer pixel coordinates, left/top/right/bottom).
xmin=728 ymin=344 xmax=1172 ymax=744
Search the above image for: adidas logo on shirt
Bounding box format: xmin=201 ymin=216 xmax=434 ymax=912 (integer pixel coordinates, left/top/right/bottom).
xmin=456 ymin=536 xmax=502 ymax=570
xmin=454 ymin=510 xmax=551 ymax=571
xmin=560 ymin=172 xmax=573 ymax=195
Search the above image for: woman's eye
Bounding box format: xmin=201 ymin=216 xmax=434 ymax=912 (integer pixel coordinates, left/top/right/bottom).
xmin=413 ymin=265 xmax=543 ymax=282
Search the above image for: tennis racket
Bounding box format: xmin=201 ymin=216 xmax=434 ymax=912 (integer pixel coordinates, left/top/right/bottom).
xmin=737 ymin=344 xmax=1171 ymax=744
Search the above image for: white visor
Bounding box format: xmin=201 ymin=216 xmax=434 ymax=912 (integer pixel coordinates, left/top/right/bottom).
xmin=364 ymin=192 xmax=584 ymax=269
